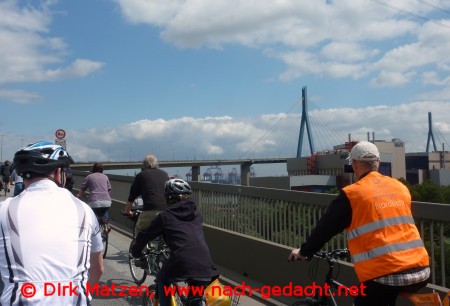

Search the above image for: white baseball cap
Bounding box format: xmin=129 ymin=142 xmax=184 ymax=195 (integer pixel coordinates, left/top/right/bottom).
xmin=349 ymin=141 xmax=380 ymax=161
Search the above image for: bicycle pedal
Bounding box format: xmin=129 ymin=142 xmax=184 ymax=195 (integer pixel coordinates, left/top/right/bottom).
xmin=135 ymin=259 xmax=149 ymax=270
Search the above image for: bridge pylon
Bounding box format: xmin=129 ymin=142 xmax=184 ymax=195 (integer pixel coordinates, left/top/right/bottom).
xmin=296 ymin=86 xmax=315 ymax=158
xmin=426 ymin=111 xmax=437 ymax=153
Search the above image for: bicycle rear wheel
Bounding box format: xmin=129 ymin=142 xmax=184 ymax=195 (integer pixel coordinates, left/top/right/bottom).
xmin=101 ymin=224 xmax=108 ymax=258
xmin=129 ymin=245 xmax=147 ymax=285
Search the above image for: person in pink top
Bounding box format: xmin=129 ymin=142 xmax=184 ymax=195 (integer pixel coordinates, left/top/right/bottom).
xmin=77 ymin=163 xmax=112 ymax=230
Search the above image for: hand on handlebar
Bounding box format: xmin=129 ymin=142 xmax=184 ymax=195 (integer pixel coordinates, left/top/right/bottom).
xmin=288 ymin=248 xmax=309 ymax=262
xmin=121 ymin=209 xmax=133 ymax=217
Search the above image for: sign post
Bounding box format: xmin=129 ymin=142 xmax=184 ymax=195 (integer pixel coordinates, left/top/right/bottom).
xmin=55 ymin=129 xmax=67 ymax=149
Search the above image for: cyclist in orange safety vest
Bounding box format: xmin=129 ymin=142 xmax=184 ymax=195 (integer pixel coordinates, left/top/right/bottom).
xmin=288 ymin=141 xmax=430 ymax=306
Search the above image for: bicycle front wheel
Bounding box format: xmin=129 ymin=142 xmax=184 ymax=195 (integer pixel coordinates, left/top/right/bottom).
xmin=129 ymin=245 xmax=147 ymax=285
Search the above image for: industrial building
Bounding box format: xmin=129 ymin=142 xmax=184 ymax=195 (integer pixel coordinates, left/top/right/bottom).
xmin=285 ymin=136 xmax=406 ymax=192
xmin=406 ymin=151 xmax=450 ymax=186
xmin=249 ymin=134 xmax=407 ymax=191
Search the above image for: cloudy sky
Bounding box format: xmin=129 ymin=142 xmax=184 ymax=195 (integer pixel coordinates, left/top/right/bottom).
xmin=1 ymin=0 xmax=450 ymax=177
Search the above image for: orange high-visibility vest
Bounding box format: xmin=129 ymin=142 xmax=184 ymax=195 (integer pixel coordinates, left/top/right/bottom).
xmin=343 ymin=171 xmax=429 ymax=282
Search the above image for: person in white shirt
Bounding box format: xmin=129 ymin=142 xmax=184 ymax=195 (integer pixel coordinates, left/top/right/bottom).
xmin=0 ymin=141 xmax=103 ymax=305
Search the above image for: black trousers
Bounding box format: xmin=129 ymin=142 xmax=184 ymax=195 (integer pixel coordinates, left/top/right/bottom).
xmin=353 ymin=277 xmax=430 ymax=306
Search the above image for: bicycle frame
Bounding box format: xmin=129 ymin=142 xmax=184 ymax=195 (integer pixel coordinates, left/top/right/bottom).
xmin=124 ymin=208 xmax=170 ymax=285
xmin=318 ymin=252 xmax=352 ymax=306
xmin=293 ymin=249 xmax=351 ymax=306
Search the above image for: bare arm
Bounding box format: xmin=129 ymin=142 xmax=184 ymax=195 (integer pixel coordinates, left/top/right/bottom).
xmin=88 ymin=252 xmax=104 ymax=286
xmin=76 ymin=190 xmax=84 ymax=198
xmin=77 ymin=177 xmax=88 ymax=198
xmin=124 ymin=201 xmax=133 ymax=215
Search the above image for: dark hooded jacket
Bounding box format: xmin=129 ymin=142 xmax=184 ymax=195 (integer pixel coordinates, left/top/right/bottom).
xmin=131 ymin=200 xmax=219 ymax=281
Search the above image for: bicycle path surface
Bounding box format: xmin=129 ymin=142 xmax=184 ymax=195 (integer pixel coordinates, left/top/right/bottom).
xmin=93 ymin=227 xmax=278 ymax=305
xmin=0 ymin=189 xmax=275 ymax=306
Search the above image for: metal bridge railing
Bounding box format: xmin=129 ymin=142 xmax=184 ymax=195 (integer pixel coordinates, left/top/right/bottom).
xmin=190 ymin=182 xmax=450 ymax=288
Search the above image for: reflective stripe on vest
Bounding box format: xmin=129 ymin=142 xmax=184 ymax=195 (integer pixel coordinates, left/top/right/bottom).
xmin=346 ymin=215 xmax=415 ymax=240
xmin=351 ymin=239 xmax=425 ymax=263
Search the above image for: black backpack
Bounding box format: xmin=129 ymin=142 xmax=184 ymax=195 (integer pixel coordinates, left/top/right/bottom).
xmin=1 ymin=165 xmax=10 ymax=177
xmin=64 ymin=168 xmax=75 ymax=190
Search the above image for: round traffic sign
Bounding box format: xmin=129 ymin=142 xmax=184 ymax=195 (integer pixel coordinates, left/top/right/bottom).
xmin=55 ymin=129 xmax=66 ymax=140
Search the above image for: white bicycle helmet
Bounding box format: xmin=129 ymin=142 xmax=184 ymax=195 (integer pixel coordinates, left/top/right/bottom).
xmin=165 ymin=179 xmax=192 ymax=199
xmin=14 ymin=141 xmax=74 ymax=177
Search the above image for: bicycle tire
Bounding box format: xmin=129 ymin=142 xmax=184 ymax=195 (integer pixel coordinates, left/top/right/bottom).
xmin=129 ymin=244 xmax=148 ymax=285
xmin=101 ymin=224 xmax=108 ymax=259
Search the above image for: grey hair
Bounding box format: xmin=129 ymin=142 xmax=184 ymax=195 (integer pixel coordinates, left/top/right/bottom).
xmin=360 ymin=160 xmax=379 ymax=171
xmin=143 ymin=154 xmax=158 ymax=169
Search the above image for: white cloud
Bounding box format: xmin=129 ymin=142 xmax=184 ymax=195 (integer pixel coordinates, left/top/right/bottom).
xmin=57 ymin=102 xmax=450 ymax=160
xmin=0 ymin=89 xmax=43 ymax=104
xmin=1 ymin=101 xmax=448 ymax=175
xmin=115 ymin=0 xmax=450 ymax=90
xmin=320 ymin=42 xmax=378 ymax=62
xmin=370 ymin=71 xmax=416 ymax=87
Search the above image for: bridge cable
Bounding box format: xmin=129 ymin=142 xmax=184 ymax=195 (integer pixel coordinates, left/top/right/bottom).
xmin=414 ymin=0 xmax=450 ymax=16
xmin=239 ymin=99 xmax=301 ymax=159
xmin=368 ymin=0 xmax=450 ymax=29
xmin=432 ymin=122 xmax=450 ymax=151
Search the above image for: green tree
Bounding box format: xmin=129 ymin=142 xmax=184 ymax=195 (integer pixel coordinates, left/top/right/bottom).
xmin=410 ymin=180 xmax=445 ymax=203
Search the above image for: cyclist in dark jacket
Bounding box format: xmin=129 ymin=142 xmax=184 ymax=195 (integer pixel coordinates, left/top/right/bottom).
xmin=123 ymin=155 xmax=169 ymax=235
xmin=131 ymin=179 xmax=219 ymax=306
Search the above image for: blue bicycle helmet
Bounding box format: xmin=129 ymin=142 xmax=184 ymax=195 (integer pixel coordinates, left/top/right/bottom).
xmin=165 ymin=179 xmax=192 ymax=199
xmin=14 ymin=141 xmax=74 ymax=177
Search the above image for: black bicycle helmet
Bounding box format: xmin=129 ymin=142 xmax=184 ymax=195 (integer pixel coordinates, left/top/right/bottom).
xmin=165 ymin=179 xmax=192 ymax=199
xmin=14 ymin=141 xmax=74 ymax=177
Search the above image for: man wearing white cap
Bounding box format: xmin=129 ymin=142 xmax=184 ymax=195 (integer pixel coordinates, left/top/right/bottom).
xmin=288 ymin=141 xmax=430 ymax=306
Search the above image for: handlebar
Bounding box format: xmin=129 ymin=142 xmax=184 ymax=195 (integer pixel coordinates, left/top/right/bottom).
xmin=121 ymin=209 xmax=141 ymax=219
xmin=314 ymin=248 xmax=350 ymax=261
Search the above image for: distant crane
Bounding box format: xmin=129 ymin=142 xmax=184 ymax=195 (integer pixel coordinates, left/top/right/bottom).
xmin=185 ymin=169 xmax=192 ymax=181
xmin=228 ymin=168 xmax=240 ymax=184
xmin=203 ymin=168 xmax=212 ymax=181
xmin=213 ymin=168 xmax=224 ymax=183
